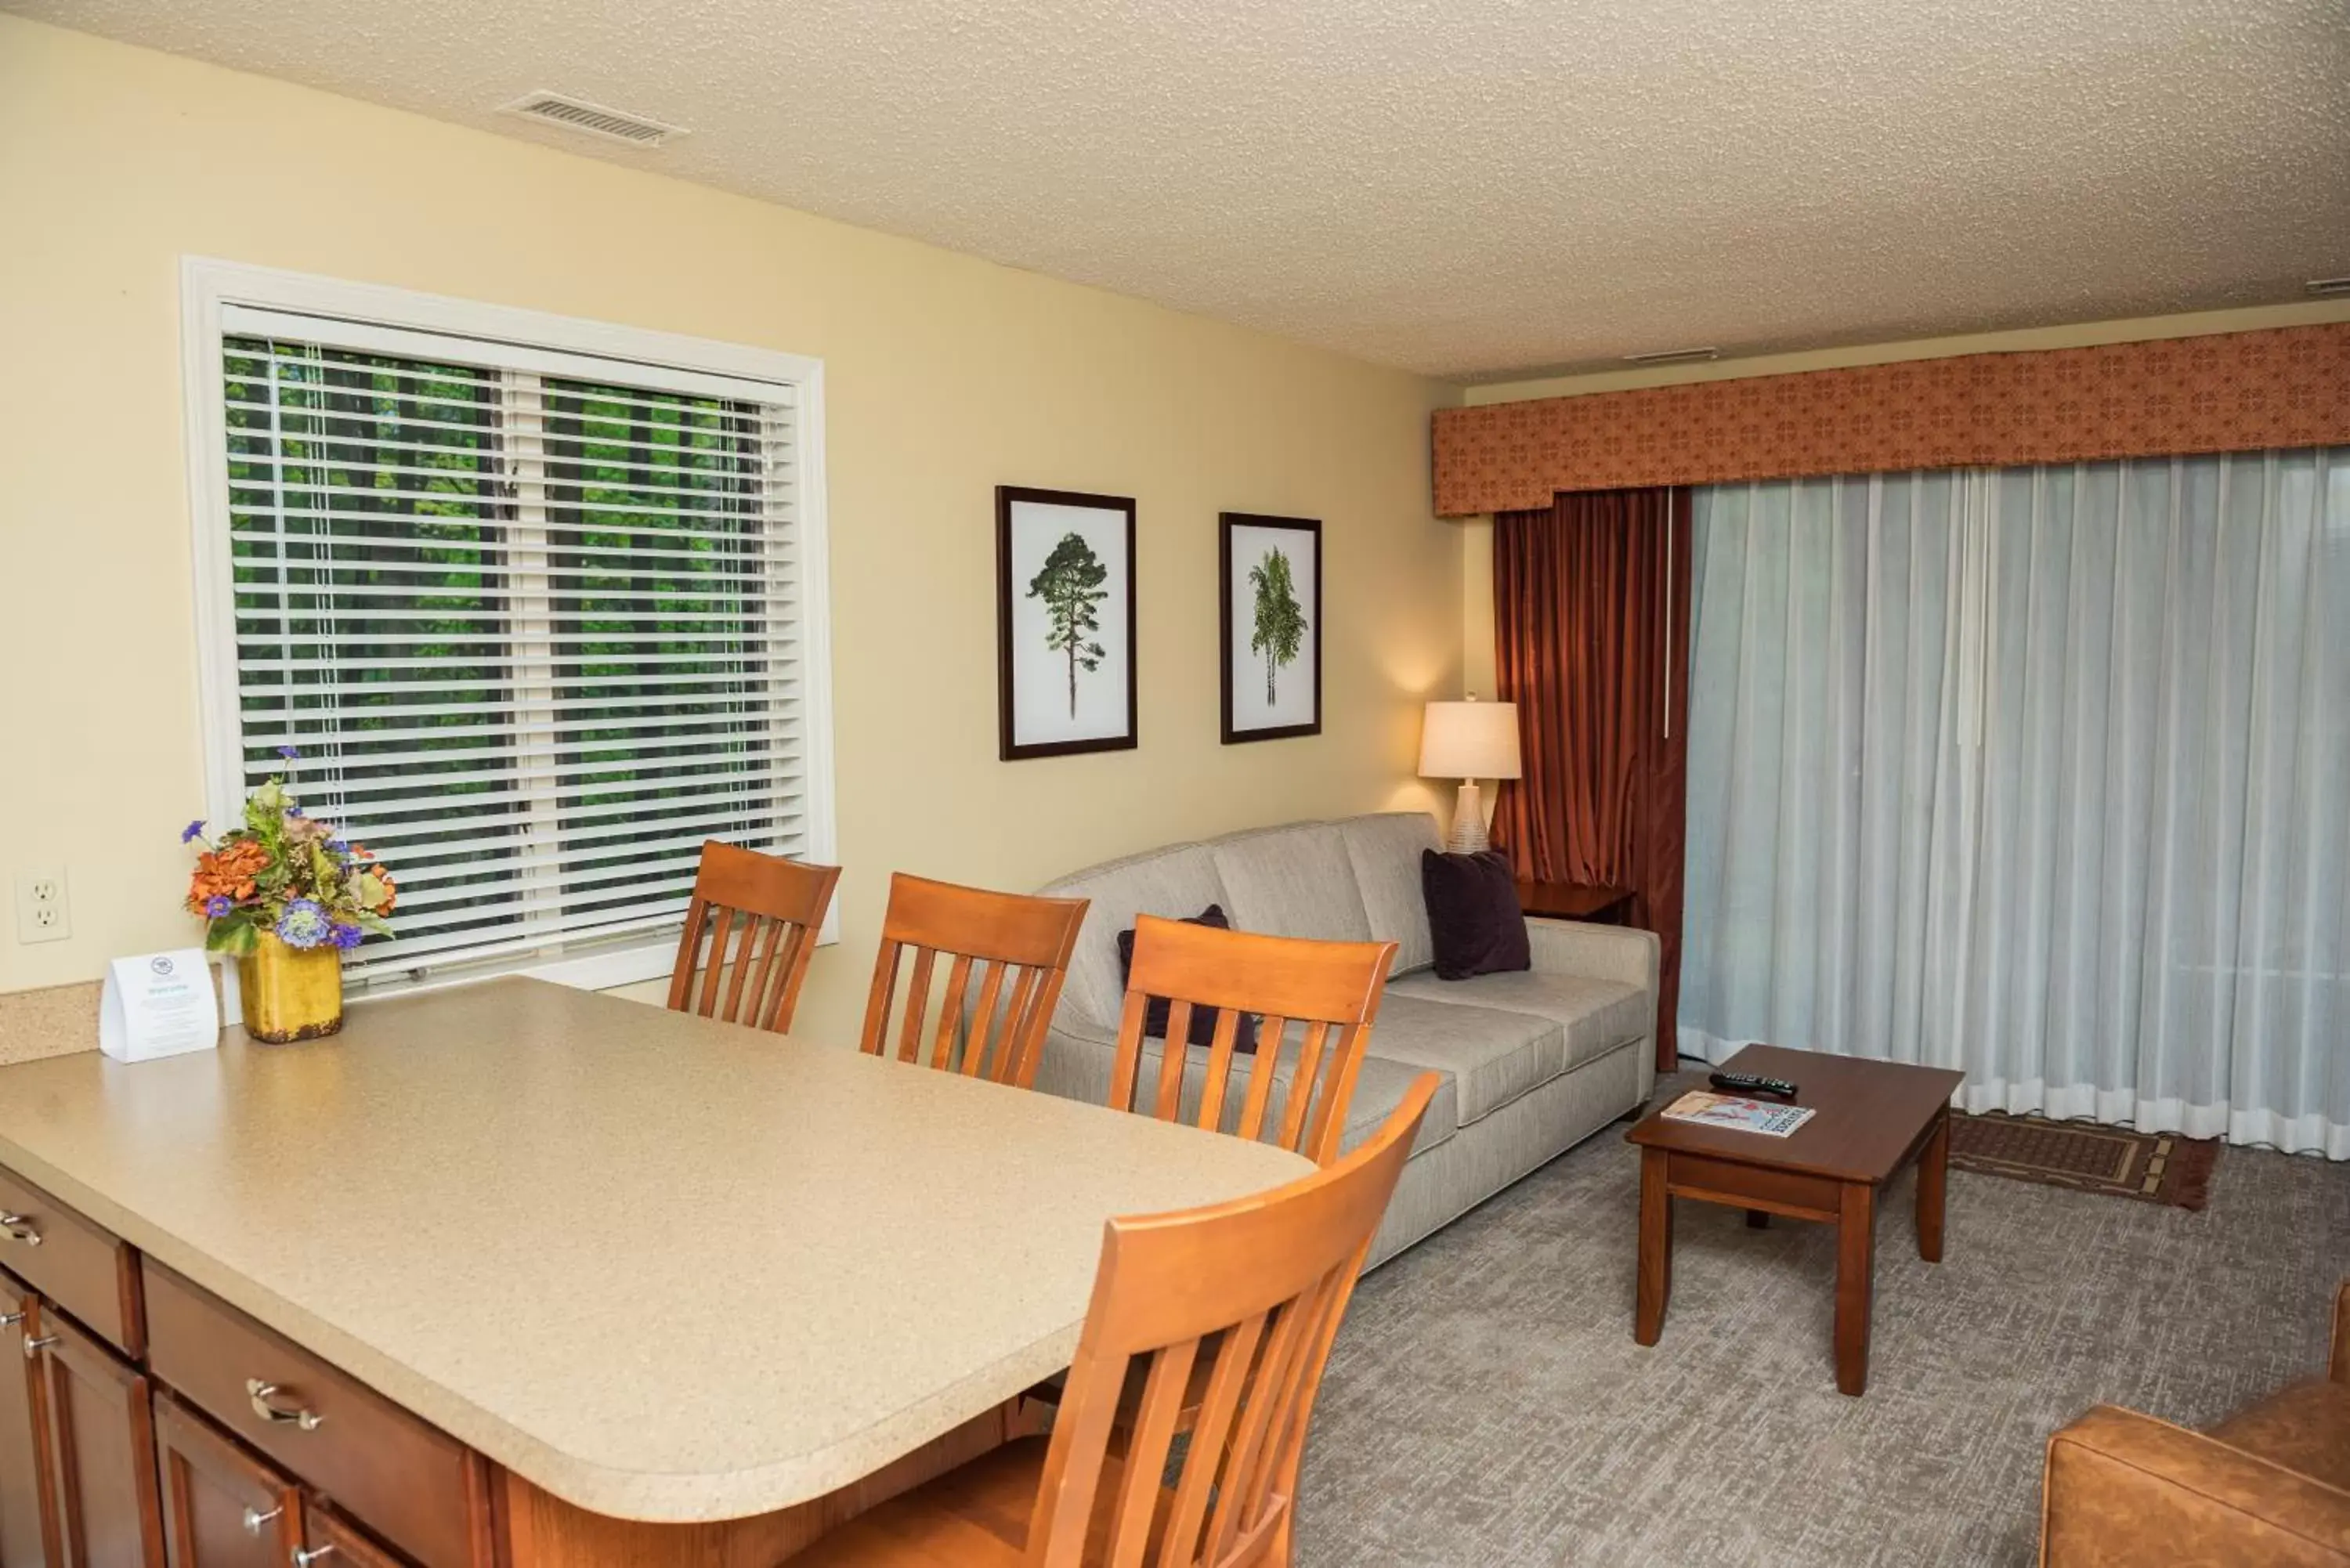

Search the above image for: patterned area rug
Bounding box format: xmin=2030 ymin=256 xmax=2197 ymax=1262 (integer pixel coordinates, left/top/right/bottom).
xmin=1949 ymin=1110 xmax=2219 ymax=1209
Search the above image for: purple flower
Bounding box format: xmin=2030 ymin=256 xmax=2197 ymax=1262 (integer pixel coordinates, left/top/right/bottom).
xmin=181 ymin=819 xmax=206 ymax=844
xmin=276 ymin=744 xmax=302 ymax=761
xmin=203 ymin=894 xmax=235 ymax=919
xmin=273 ymin=898 xmax=334 ymax=950
xmin=329 ymin=922 xmax=366 ymax=950
xmin=284 ymin=805 xmax=306 ymax=818
xmin=325 ymin=838 xmax=349 ymax=855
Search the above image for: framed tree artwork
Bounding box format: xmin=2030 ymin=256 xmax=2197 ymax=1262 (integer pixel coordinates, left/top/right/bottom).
xmin=1220 ymin=512 xmax=1321 ymax=743
xmin=996 ymin=486 xmax=1139 ymax=761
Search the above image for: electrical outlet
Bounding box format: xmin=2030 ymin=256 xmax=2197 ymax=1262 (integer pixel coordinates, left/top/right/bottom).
xmin=15 ymin=867 xmax=70 ymax=945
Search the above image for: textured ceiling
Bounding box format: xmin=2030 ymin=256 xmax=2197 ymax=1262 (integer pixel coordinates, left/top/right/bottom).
xmin=14 ymin=0 xmax=2348 ymax=379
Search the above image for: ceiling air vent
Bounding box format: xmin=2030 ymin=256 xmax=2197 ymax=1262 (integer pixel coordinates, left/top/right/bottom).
xmin=497 ymin=92 xmax=682 ymax=147
xmin=2307 ymin=277 xmax=2350 ymax=297
xmin=1623 ymin=346 xmax=1722 ymax=367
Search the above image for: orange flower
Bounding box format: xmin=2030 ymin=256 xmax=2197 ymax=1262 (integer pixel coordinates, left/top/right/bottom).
xmin=186 ymin=840 xmax=271 ymax=912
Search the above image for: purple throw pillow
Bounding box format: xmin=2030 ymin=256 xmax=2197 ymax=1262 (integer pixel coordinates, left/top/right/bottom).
xmin=1115 ymin=905 xmax=1260 ymax=1054
xmin=1421 ymin=850 xmax=1531 ymax=981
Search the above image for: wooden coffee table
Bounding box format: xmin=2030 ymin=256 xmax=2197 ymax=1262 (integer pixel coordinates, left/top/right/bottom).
xmin=1625 ymin=1044 xmax=1965 ymax=1396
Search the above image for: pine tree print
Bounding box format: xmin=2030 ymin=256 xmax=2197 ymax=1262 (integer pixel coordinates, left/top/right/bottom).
xmin=1028 ymin=531 xmax=1110 ymax=717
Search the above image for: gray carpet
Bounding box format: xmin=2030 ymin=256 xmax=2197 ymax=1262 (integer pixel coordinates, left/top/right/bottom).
xmin=1298 ymin=1071 xmax=2350 ymax=1567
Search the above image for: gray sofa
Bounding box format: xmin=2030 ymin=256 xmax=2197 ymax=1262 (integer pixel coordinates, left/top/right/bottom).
xmin=1033 ymin=811 xmax=1660 ymax=1267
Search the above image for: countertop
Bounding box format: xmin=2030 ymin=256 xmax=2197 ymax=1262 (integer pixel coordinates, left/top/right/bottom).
xmin=0 ymin=977 xmax=1311 ymax=1523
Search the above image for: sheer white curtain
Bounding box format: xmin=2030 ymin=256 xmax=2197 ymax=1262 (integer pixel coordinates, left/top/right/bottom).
xmin=1681 ymin=450 xmax=2349 ymax=1157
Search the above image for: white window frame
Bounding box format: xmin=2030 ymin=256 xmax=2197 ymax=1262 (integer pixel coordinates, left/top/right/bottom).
xmin=178 ymin=257 xmax=837 ymax=997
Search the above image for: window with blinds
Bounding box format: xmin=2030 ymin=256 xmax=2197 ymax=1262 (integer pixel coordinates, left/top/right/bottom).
xmin=208 ymin=304 xmax=821 ymax=988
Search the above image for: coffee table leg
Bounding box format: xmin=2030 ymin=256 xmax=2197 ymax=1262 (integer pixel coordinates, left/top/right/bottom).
xmin=1745 ymin=1209 xmax=1770 ymax=1229
xmin=1918 ymin=1106 xmax=1949 ymax=1263
xmin=1835 ymin=1182 xmax=1875 ymax=1396
xmin=1635 ymin=1147 xmax=1672 ymax=1346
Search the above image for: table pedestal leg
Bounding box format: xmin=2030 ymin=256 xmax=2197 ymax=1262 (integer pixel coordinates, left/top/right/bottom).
xmin=1635 ymin=1147 xmax=1672 ymax=1346
xmin=1918 ymin=1107 xmax=1949 ymax=1263
xmin=1835 ymin=1181 xmax=1875 ymax=1396
xmin=1744 ymin=1209 xmax=1770 ymax=1229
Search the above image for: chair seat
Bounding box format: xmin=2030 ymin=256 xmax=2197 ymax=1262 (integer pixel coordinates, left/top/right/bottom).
xmin=2209 ymin=1378 xmax=2350 ymax=1491
xmin=794 ymin=1436 xmax=1154 ymax=1568
xmin=791 ymin=1436 xmax=1041 ymax=1567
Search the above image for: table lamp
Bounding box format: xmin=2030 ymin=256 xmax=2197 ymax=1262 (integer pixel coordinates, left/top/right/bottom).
xmin=1418 ymin=695 xmax=1521 ymax=853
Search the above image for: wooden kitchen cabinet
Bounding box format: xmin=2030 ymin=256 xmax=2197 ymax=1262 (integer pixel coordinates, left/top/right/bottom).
xmin=299 ymin=1507 xmax=407 ymax=1568
xmin=0 ymin=1271 xmax=56 ymax=1568
xmin=154 ymin=1395 xmax=298 ymax=1568
xmin=29 ymin=1311 xmax=162 ymax=1568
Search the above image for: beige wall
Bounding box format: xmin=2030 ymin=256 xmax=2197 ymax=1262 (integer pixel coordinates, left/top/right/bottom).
xmin=0 ymin=17 xmax=1464 ymax=1042
xmin=1455 ymin=298 xmax=2350 ymax=679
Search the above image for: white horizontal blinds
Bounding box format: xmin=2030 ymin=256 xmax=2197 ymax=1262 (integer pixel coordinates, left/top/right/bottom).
xmin=220 ymin=321 xmax=801 ymax=985
xmin=535 ymin=378 xmax=803 ymax=938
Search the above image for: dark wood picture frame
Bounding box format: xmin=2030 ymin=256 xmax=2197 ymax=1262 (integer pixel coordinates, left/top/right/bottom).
xmin=996 ymin=485 xmax=1140 ymax=761
xmin=1220 ymin=512 xmax=1322 ymax=744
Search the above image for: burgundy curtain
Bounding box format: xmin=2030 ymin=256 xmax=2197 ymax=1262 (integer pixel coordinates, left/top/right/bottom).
xmin=1492 ymin=487 xmax=1692 ymax=1072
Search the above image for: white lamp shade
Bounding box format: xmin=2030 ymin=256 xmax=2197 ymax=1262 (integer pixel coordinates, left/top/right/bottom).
xmin=1418 ymin=700 xmax=1522 ymax=780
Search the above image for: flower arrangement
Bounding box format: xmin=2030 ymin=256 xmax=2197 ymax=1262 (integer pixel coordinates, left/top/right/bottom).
xmin=184 ymin=747 xmax=397 ymax=957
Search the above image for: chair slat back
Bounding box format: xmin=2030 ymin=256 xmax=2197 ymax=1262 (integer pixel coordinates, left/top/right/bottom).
xmin=1109 ymin=916 xmax=1397 ymax=1164
xmin=858 ymin=873 xmax=1088 ymax=1087
xmin=666 ymin=842 xmax=842 ymax=1035
xmin=1026 ymin=1075 xmax=1437 ymax=1568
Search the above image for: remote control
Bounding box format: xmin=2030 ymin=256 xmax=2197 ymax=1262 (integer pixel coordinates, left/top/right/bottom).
xmin=1710 ymin=1071 xmax=1799 ymax=1100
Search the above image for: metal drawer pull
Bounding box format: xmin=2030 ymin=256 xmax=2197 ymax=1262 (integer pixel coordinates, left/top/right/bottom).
xmin=245 ymin=1378 xmax=326 ymax=1431
xmin=294 ymin=1547 xmax=337 ymax=1568
xmin=243 ymin=1505 xmax=284 ymax=1534
xmin=0 ymin=1214 xmax=40 ymax=1247
xmin=21 ymin=1335 xmax=58 ymax=1361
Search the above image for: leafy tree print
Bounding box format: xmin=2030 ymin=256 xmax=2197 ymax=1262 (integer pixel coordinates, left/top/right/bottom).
xmin=1028 ymin=530 xmax=1110 ymax=717
xmin=1249 ymin=547 xmax=1307 ymax=704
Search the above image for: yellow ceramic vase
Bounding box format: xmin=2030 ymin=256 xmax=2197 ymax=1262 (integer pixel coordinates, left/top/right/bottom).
xmin=237 ymin=932 xmax=344 ymax=1043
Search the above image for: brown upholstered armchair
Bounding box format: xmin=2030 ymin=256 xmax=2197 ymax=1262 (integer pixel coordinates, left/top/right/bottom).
xmin=2041 ymin=1281 xmax=2350 ymax=1566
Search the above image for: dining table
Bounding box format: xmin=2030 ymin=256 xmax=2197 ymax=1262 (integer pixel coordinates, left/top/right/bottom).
xmin=0 ymin=975 xmax=1312 ymax=1563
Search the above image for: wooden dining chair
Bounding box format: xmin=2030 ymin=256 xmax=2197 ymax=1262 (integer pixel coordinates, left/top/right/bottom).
xmin=791 ymin=1071 xmax=1441 ymax=1568
xmin=859 ymin=873 xmax=1089 ymax=1088
xmin=1109 ymin=915 xmax=1399 ymax=1165
xmin=665 ymin=841 xmax=843 ymax=1034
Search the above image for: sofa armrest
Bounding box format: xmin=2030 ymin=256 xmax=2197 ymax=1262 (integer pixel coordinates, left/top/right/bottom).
xmin=1523 ymin=917 xmax=1660 ymax=995
xmin=2333 ymin=1281 xmax=2350 ymax=1383
xmin=2042 ymin=1405 xmax=2350 ymax=1567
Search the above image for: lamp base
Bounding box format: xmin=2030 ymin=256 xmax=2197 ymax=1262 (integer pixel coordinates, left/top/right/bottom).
xmin=1448 ymin=779 xmax=1490 ymax=854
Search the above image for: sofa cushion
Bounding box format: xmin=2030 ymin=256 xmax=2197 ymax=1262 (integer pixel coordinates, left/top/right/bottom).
xmin=1421 ymin=848 xmax=1531 ymax=979
xmin=1036 ymin=844 xmax=1228 ymax=1031
xmin=1031 ymin=1021 xmax=1458 ymax=1161
xmin=1336 ymin=813 xmax=1443 ymax=975
xmin=1361 ymin=992 xmax=1566 ymax=1125
xmin=1334 ymin=1053 xmax=1460 ymax=1160
xmin=1389 ymin=969 xmax=1650 ymax=1072
xmin=1211 ymin=824 xmax=1372 ymax=943
xmin=2210 ymin=1379 xmax=2350 ymax=1492
xmin=1115 ymin=905 xmax=1258 ymax=1053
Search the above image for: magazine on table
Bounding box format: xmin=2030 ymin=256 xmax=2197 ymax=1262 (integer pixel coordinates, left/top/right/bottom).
xmin=1661 ymin=1091 xmax=1815 ymax=1137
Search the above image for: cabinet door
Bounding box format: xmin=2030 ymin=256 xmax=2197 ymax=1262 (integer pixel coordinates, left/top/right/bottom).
xmin=154 ymin=1396 xmax=296 ymax=1568
xmin=0 ymin=1276 xmax=57 ymax=1568
xmin=31 ymin=1312 xmax=161 ymax=1568
xmin=298 ymin=1508 xmax=406 ymax=1568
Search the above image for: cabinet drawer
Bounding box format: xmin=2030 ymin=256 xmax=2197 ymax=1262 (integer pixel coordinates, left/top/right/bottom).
xmin=0 ymin=1164 xmax=139 ymax=1356
xmin=143 ymin=1263 xmax=484 ymax=1568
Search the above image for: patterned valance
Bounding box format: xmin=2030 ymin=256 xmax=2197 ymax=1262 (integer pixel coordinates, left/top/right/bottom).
xmin=1432 ymin=323 xmax=2350 ymax=516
